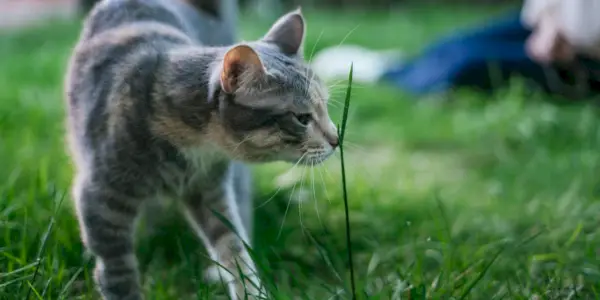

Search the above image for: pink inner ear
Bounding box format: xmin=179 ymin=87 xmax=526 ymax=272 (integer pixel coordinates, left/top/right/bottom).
xmin=220 ymin=45 xmax=264 ymax=93
xmin=220 ymin=67 xmax=236 ymax=94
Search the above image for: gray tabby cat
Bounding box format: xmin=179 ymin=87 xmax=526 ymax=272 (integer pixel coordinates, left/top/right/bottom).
xmin=64 ymin=0 xmax=338 ymax=299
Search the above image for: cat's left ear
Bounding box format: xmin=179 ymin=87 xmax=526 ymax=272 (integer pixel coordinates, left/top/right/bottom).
xmin=263 ymin=8 xmax=306 ymax=56
xmin=220 ymin=44 xmax=265 ymax=94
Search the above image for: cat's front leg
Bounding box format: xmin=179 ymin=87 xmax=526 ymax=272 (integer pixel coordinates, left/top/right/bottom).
xmin=73 ymin=177 xmax=144 ymax=300
xmin=182 ymin=182 xmax=263 ymax=299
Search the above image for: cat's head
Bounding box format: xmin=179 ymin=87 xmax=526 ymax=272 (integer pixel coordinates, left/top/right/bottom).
xmin=210 ymin=9 xmax=338 ymax=165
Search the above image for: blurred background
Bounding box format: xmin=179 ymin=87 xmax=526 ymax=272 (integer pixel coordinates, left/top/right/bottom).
xmin=1 ymin=0 xmax=599 ymax=299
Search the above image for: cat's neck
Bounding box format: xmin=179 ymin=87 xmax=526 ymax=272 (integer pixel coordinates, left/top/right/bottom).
xmin=163 ymin=45 xmax=227 ymax=101
xmin=150 ymin=45 xmax=229 ymax=149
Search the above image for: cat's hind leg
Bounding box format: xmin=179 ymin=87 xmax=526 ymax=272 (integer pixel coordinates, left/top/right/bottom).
xmin=231 ymin=162 xmax=253 ymax=240
xmin=73 ymin=176 xmax=145 ymax=300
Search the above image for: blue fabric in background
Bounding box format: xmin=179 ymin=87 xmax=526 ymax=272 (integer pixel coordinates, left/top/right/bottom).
xmin=381 ymin=11 xmax=551 ymax=95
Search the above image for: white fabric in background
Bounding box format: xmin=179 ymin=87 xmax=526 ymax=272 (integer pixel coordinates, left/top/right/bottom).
xmin=310 ymin=45 xmax=402 ymax=83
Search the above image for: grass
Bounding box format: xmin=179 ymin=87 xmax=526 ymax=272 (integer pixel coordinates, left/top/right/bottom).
xmin=338 ymin=63 xmax=356 ymax=299
xmin=1 ymin=4 xmax=600 ymax=299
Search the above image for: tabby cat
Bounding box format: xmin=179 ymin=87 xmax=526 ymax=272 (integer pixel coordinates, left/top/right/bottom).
xmin=64 ymin=0 xmax=338 ymax=299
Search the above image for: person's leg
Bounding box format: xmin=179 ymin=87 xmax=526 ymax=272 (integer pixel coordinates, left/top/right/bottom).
xmin=383 ymin=36 xmax=559 ymax=95
xmin=381 ymin=10 xmax=552 ymax=95
xmin=438 ymin=9 xmax=530 ymax=44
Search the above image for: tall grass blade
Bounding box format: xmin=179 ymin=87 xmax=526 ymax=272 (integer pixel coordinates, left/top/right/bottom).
xmin=26 ymin=192 xmax=65 ymax=300
xmin=338 ymin=63 xmax=356 ymax=299
xmin=458 ymin=245 xmax=506 ymax=300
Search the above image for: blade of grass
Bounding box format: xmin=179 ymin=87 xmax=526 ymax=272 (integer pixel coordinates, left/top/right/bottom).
xmin=339 ymin=63 xmax=353 ymax=145
xmin=25 ymin=192 xmax=65 ymax=300
xmin=0 ymin=274 xmax=34 ymax=289
xmin=434 ymin=195 xmax=454 ymax=294
xmin=40 ymin=277 xmax=52 ymax=298
xmin=58 ymin=265 xmax=85 ymax=300
xmin=458 ymin=245 xmax=506 ymax=300
xmin=337 ymin=63 xmax=356 ymax=299
xmin=0 ymin=261 xmax=37 ymax=278
xmin=26 ymin=281 xmax=44 ymax=300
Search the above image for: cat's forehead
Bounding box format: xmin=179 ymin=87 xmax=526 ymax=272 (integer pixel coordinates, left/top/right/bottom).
xmin=248 ymin=42 xmax=328 ymax=109
xmin=269 ymin=71 xmax=327 ymax=109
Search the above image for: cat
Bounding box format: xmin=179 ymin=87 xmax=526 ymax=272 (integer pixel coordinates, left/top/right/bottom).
xmin=64 ymin=0 xmax=339 ymax=299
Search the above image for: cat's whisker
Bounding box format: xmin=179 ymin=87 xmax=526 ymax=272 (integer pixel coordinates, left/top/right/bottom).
xmin=305 ymin=30 xmax=325 ymax=101
xmin=310 ymin=161 xmax=324 ymax=229
xmin=316 ymin=165 xmax=331 ymax=204
xmin=328 ymin=81 xmax=350 ymax=88
xmin=338 ymin=24 xmax=360 ymax=48
xmin=327 ymin=87 xmax=344 ymax=94
xmin=320 ymin=162 xmax=335 ymax=181
xmin=329 ymin=81 xmax=367 ymax=90
xmin=326 ymin=102 xmax=342 ymax=110
xmin=328 ymin=79 xmax=346 ymax=86
xmin=255 ymin=152 xmax=308 ymax=210
xmin=277 ymin=164 xmax=303 ymax=240
xmin=327 ymin=94 xmax=345 ymax=101
xmin=230 ymin=134 xmax=255 ymax=155
xmin=335 ymin=106 xmax=359 ymax=132
xmin=328 ymin=85 xmax=352 ymax=91
xmin=333 ymin=151 xmax=341 ymax=160
xmin=329 ymin=86 xmax=366 ymax=94
xmin=327 ymin=99 xmax=345 ymax=108
xmin=342 ymin=142 xmax=366 ymax=153
xmin=307 ymin=30 xmax=325 ymax=69
xmin=297 ymin=164 xmax=309 ymax=234
xmin=328 ymin=92 xmax=345 ymax=99
xmin=328 ymin=94 xmax=348 ymax=101
xmin=327 ymin=86 xmax=348 ymax=93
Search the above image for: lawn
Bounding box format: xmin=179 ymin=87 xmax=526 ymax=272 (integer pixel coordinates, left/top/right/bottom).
xmin=1 ymin=4 xmax=600 ymax=299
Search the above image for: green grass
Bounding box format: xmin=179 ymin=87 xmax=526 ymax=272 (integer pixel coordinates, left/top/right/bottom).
xmin=2 ymin=4 xmax=600 ymax=299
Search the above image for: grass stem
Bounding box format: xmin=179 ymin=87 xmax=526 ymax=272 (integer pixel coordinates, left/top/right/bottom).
xmin=338 ymin=63 xmax=356 ymax=299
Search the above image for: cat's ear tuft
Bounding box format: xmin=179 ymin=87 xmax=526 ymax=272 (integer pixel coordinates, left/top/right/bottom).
xmin=263 ymin=10 xmax=306 ymax=56
xmin=220 ymin=45 xmax=264 ymax=94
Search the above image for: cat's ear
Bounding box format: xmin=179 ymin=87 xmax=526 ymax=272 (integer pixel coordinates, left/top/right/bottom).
xmin=263 ymin=8 xmax=305 ymax=56
xmin=220 ymin=45 xmax=264 ymax=94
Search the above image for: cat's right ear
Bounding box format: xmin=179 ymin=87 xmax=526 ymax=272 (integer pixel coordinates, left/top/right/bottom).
xmin=263 ymin=9 xmax=305 ymax=56
xmin=220 ymin=45 xmax=264 ymax=94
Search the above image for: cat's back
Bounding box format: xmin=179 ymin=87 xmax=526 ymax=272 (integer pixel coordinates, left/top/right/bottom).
xmin=80 ymin=0 xmax=187 ymax=40
xmin=79 ymin=0 xmax=236 ymax=44
xmin=66 ymin=0 xmax=237 ymax=114
xmin=64 ymin=0 xmax=237 ymax=168
xmin=64 ymin=0 xmax=198 ymax=167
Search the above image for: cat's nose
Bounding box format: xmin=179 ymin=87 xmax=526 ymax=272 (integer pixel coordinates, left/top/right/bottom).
xmin=325 ymin=120 xmax=339 ymax=148
xmin=328 ymin=136 xmax=339 ymax=148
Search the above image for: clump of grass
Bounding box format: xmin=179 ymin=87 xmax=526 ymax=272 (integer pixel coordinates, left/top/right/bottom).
xmin=337 ymin=63 xmax=356 ymax=299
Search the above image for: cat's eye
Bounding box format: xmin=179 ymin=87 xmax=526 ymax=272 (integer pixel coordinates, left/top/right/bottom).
xmin=293 ymin=113 xmax=312 ymax=126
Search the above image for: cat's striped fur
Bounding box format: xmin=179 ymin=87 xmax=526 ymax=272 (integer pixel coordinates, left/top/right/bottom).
xmin=64 ymin=0 xmax=338 ymax=299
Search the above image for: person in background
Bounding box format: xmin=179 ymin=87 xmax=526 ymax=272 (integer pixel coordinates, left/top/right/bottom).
xmin=381 ymin=0 xmax=600 ymax=98
xmin=313 ymin=0 xmax=600 ymax=99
